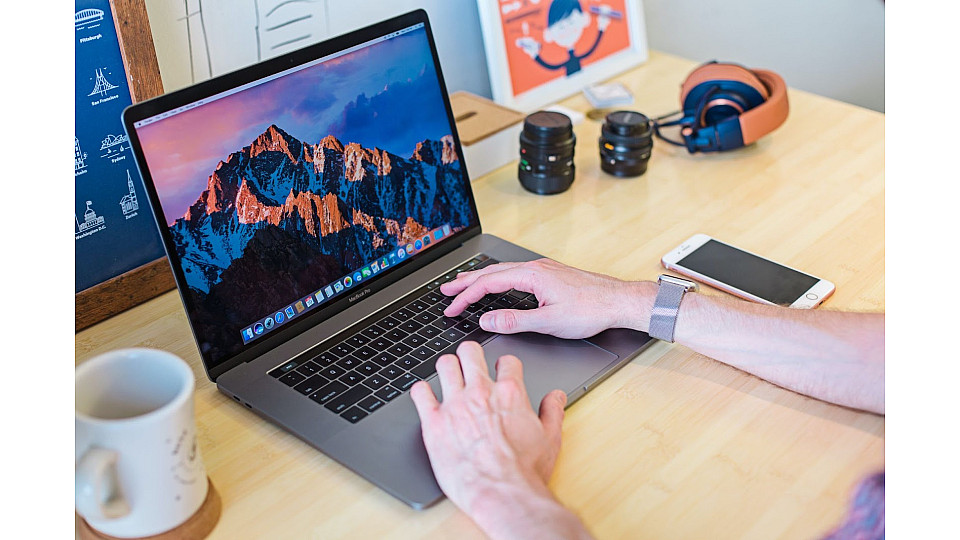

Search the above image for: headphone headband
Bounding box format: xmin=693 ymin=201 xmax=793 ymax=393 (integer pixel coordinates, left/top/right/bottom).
xmin=662 ymin=61 xmax=789 ymax=153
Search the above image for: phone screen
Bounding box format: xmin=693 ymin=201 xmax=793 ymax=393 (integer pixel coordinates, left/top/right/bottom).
xmin=677 ymin=239 xmax=819 ymax=306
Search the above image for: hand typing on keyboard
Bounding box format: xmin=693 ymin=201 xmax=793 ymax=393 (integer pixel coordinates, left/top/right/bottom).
xmin=441 ymin=258 xmax=653 ymax=339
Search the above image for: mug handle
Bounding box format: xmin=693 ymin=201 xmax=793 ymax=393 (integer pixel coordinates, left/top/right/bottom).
xmin=76 ymin=447 xmax=131 ymax=520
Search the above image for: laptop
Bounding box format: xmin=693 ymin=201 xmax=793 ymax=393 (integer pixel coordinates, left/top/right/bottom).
xmin=123 ymin=9 xmax=652 ymax=509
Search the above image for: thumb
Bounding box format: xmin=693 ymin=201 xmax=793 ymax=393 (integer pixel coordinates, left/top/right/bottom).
xmin=480 ymin=306 xmax=555 ymax=335
xmin=539 ymin=390 xmax=567 ymax=447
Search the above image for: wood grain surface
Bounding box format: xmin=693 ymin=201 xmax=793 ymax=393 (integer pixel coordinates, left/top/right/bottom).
xmin=75 ymin=51 xmax=884 ymax=540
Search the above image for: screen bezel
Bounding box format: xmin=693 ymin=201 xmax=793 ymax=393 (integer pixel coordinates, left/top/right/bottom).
xmin=122 ymin=10 xmax=482 ymax=381
xmin=661 ymin=234 xmax=835 ymax=308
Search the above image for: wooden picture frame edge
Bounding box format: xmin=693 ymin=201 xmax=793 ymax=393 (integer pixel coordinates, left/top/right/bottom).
xmin=75 ymin=0 xmax=174 ymax=332
xmin=476 ymin=0 xmax=649 ymax=112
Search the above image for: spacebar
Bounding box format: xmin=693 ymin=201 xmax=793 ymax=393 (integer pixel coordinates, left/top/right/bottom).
xmin=409 ymin=329 xmax=495 ymax=380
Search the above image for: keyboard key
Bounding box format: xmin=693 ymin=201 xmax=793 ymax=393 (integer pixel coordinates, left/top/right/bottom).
xmin=363 ymin=374 xmax=389 ymax=390
xmin=356 ymin=361 xmax=380 ymax=376
xmin=296 ymin=361 xmax=321 ymax=376
xmin=422 ymin=292 xmax=443 ymax=304
xmin=269 ymin=359 xmax=302 ymax=377
xmin=352 ymin=346 xmax=376 ymax=361
xmin=395 ymin=373 xmax=420 ymax=391
xmin=393 ymin=308 xmax=414 ymax=321
xmin=379 ymin=316 xmax=400 ymax=330
xmin=311 ymin=351 xmax=340 ymax=366
xmin=419 ymin=325 xmax=440 ymax=338
xmin=375 ymin=386 xmax=401 ymax=402
xmin=358 ymin=395 xmax=386 ymax=413
xmin=279 ymin=371 xmax=306 ymax=386
xmin=294 ymin=374 xmax=328 ymax=396
xmin=370 ymin=338 xmax=391 ymax=351
xmin=331 ymin=343 xmax=355 ymax=356
xmin=340 ymin=407 xmax=368 ymax=424
xmin=402 ymin=334 xmax=426 ymax=348
xmin=414 ymin=312 xmax=436 ymax=325
xmin=455 ymin=320 xmax=478 ymax=333
xmin=384 ymin=329 xmax=407 ymax=342
xmin=324 ymin=386 xmax=371 ymax=414
xmin=506 ymin=289 xmax=527 ymax=300
xmin=360 ymin=325 xmax=385 ymax=339
xmin=320 ymin=365 xmax=347 ymax=379
xmin=346 ymin=334 xmax=369 ymax=348
xmin=380 ymin=365 xmax=404 ymax=380
xmin=388 ymin=343 xmax=412 ymax=357
xmin=309 ymin=381 xmax=347 ymax=404
xmin=409 ymin=300 xmax=429 ymax=313
xmin=339 ymin=371 xmax=366 ymax=386
xmin=425 ymin=336 xmax=451 ymax=351
xmin=516 ymin=299 xmax=538 ymax=310
xmin=433 ymin=317 xmax=459 ymax=330
xmin=370 ymin=352 xmax=397 ymax=367
xmin=409 ymin=346 xmax=434 ymax=362
xmin=400 ymin=320 xmax=423 ymax=333
xmin=441 ymin=328 xmax=465 ymax=342
xmin=336 ymin=355 xmax=362 ymax=370
xmin=395 ymin=356 xmax=422 ymax=370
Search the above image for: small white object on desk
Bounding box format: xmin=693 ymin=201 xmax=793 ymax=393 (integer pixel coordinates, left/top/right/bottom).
xmin=583 ymin=82 xmax=634 ymax=108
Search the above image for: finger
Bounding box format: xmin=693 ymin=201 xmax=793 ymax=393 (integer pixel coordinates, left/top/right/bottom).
xmin=409 ymin=381 xmax=439 ymax=423
xmin=434 ymin=353 xmax=464 ymax=396
xmin=456 ymin=341 xmax=491 ymax=386
xmin=440 ymin=262 xmax=524 ymax=297
xmin=538 ymin=389 xmax=567 ymax=446
xmin=443 ymin=268 xmax=534 ymax=317
xmin=479 ymin=306 xmax=557 ymax=335
xmin=494 ymin=354 xmax=524 ymax=385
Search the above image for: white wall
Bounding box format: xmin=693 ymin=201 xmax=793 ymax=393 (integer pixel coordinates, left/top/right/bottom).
xmin=145 ymin=0 xmax=492 ymax=99
xmin=642 ymin=0 xmax=885 ymax=112
xmin=146 ymin=1 xmax=883 ymax=112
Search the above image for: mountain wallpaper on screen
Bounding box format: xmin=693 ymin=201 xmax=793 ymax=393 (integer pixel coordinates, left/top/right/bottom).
xmin=169 ymin=124 xmax=472 ymax=360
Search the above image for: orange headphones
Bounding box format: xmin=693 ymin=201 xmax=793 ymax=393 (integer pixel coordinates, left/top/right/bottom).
xmin=654 ymin=61 xmax=789 ymax=153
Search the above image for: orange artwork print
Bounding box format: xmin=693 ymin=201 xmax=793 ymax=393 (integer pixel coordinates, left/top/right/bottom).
xmin=500 ymin=0 xmax=632 ymax=96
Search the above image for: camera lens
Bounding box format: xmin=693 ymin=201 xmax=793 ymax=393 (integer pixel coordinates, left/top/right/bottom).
xmin=599 ymin=111 xmax=653 ymax=177
xmin=518 ymin=111 xmax=576 ymax=195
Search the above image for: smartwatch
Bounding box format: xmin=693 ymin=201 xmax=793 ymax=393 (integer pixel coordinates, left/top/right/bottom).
xmin=648 ymin=274 xmax=698 ymax=343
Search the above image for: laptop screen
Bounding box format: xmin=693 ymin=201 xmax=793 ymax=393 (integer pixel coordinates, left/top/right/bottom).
xmin=130 ymin=21 xmax=478 ymax=370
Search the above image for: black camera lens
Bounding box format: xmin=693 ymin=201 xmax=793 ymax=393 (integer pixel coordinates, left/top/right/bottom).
xmin=599 ymin=111 xmax=653 ymax=177
xmin=519 ymin=111 xmax=576 ymax=195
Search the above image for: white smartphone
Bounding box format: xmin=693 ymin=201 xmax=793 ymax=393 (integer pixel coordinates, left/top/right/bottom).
xmin=661 ymin=234 xmax=835 ymax=308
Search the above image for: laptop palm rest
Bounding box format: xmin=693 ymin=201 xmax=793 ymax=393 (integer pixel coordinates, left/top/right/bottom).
xmin=480 ymin=333 xmax=619 ymax=410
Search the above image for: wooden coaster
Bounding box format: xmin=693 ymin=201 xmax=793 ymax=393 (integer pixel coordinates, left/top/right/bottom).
xmin=77 ymin=478 xmax=221 ymax=540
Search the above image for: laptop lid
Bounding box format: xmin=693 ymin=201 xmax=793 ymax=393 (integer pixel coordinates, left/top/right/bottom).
xmin=124 ymin=10 xmax=481 ymax=381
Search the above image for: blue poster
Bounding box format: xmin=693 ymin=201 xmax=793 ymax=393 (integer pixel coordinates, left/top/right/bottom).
xmin=75 ymin=0 xmax=165 ymax=292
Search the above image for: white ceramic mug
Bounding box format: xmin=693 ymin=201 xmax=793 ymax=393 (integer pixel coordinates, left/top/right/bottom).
xmin=75 ymin=348 xmax=208 ymax=538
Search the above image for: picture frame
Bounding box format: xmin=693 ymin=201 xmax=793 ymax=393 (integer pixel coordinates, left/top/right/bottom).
xmin=75 ymin=0 xmax=175 ymax=331
xmin=477 ymin=0 xmax=648 ymax=112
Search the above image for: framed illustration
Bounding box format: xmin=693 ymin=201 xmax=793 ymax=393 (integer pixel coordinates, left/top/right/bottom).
xmin=75 ymin=0 xmax=175 ymax=331
xmin=477 ymin=0 xmax=648 ymax=112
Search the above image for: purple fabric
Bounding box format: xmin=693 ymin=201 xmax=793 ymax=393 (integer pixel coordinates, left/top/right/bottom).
xmin=822 ymin=472 xmax=885 ymax=540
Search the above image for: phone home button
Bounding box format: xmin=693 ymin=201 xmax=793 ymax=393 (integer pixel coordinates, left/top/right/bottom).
xmin=805 ymin=293 xmax=819 ymax=300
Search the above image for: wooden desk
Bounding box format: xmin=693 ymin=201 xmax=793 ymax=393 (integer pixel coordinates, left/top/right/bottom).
xmin=75 ymin=51 xmax=884 ymax=539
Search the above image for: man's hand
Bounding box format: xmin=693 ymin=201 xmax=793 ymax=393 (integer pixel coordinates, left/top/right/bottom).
xmin=411 ymin=342 xmax=590 ymax=539
xmin=441 ymin=259 xmax=654 ymax=339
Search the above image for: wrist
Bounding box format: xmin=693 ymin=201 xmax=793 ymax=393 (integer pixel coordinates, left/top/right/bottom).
xmin=618 ymin=280 xmax=658 ymax=333
xmin=467 ymin=474 xmax=582 ymax=540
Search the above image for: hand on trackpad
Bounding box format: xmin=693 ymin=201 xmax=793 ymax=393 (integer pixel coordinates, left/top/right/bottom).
xmin=479 ymin=333 xmax=619 ymax=410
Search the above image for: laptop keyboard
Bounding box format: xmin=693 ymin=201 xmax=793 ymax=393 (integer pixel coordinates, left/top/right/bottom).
xmin=267 ymin=255 xmax=539 ymax=423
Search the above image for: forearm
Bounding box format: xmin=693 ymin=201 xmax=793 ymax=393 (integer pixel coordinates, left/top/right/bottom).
xmin=468 ymin=476 xmax=592 ymax=540
xmin=620 ymin=282 xmax=885 ymax=414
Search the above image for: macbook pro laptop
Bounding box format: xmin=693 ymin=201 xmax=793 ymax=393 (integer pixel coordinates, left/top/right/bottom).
xmin=123 ymin=10 xmax=653 ymax=508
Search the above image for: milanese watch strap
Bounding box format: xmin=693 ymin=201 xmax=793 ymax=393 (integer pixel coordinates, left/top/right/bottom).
xmin=648 ymin=275 xmax=697 ymax=343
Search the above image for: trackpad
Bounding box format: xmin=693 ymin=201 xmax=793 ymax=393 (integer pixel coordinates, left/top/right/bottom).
xmin=481 ymin=333 xmax=619 ymax=410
